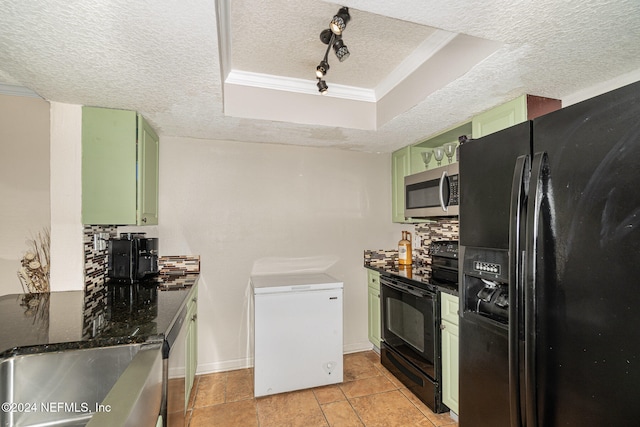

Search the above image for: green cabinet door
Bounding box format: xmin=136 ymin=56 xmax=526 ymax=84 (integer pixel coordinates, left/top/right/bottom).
xmin=137 ymin=114 xmax=159 ymax=225
xmin=367 ymin=269 xmax=381 ymax=349
xmin=440 ymin=292 xmax=459 ymax=414
xmin=472 ymin=95 xmax=527 ymax=138
xmin=185 ymin=286 xmax=198 ymax=408
xmin=82 ymin=107 xmax=159 ymax=225
xmin=82 ymin=107 xmax=138 ymax=224
xmin=471 ymin=95 xmax=561 ymax=138
xmin=391 ymin=147 xmax=411 ymax=223
xmin=441 ymin=318 xmax=459 ymax=413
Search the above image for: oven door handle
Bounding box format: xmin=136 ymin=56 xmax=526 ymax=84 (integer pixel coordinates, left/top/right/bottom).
xmin=382 ymin=280 xmax=433 ymax=299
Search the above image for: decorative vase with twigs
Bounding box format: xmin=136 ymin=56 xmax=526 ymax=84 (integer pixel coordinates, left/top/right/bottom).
xmin=17 ymin=227 xmax=50 ymax=294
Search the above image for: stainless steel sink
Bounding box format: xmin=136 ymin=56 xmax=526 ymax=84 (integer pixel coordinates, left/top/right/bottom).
xmin=0 ymin=342 xmax=163 ymax=427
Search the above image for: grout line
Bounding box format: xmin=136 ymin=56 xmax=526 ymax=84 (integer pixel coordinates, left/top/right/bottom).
xmin=310 ymin=386 xmax=331 ymax=427
xmin=188 ymin=350 xmax=455 ymax=427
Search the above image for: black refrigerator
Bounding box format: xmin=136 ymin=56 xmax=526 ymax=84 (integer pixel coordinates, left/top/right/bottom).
xmin=458 ymin=80 xmax=640 ymax=427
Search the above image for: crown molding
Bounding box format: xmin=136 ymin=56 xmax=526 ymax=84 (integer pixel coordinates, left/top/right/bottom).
xmin=0 ymin=83 xmax=42 ymax=98
xmin=225 ymin=70 xmax=376 ymax=102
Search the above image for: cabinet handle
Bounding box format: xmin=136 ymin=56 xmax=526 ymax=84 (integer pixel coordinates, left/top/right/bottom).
xmin=440 ymin=324 xmax=446 ymax=330
xmin=192 ymin=297 xmax=197 ymax=303
xmin=141 ymin=217 xmax=147 ymax=223
xmin=191 ymin=314 xmax=197 ymax=322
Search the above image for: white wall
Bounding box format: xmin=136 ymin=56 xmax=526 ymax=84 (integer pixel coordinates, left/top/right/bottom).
xmin=0 ymin=94 xmax=50 ymax=295
xmin=159 ymin=136 xmax=403 ymax=373
xmin=49 ymin=102 xmax=84 ymax=291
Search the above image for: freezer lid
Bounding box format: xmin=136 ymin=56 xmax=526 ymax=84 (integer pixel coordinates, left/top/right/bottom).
xmin=251 ymin=273 xmax=343 ymax=294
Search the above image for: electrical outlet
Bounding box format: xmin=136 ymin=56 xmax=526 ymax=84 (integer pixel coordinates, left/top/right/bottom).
xmin=412 ymin=236 xmax=420 ymax=250
xmin=93 ymin=232 xmax=109 ymax=251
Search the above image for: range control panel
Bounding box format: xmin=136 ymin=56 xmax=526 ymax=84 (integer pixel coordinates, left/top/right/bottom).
xmin=474 ymin=261 xmax=501 ymax=275
xmin=430 ymin=240 xmax=459 ymax=258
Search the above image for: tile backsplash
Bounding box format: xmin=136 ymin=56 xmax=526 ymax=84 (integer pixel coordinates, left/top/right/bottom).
xmin=159 ymin=255 xmax=201 ymax=274
xmin=83 ymin=226 xmax=202 ymax=285
xmin=83 ymin=225 xmax=117 ymax=337
xmin=413 ymin=218 xmax=459 ymax=266
xmin=83 ymin=226 xmax=117 ymax=295
xmin=364 ymin=218 xmax=459 ymax=270
xmin=81 ymin=226 xmax=202 ymax=335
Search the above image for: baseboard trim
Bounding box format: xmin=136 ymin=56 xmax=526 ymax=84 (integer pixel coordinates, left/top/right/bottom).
xmin=194 ymin=342 xmax=376 ymax=375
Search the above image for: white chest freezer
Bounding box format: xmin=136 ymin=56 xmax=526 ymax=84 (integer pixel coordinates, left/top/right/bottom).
xmin=251 ymin=273 xmax=344 ymax=397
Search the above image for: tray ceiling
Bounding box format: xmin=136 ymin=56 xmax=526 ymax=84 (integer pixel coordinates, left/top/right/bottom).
xmin=1 ymin=0 xmax=639 ymax=151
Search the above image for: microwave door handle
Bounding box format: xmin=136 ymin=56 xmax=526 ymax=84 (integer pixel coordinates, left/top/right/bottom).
xmin=439 ymin=170 xmax=448 ymax=212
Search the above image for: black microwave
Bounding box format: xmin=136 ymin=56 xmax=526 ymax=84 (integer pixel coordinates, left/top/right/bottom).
xmin=404 ymin=162 xmax=459 ymax=218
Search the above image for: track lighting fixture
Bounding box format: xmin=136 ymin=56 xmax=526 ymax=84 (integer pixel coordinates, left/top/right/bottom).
xmin=332 ymin=36 xmax=350 ymax=62
xmin=314 ymin=7 xmax=351 ymax=94
xmin=316 ymin=60 xmax=329 ymax=78
xmin=317 ymin=78 xmax=328 ymax=95
xmin=330 ymin=7 xmax=350 ymax=35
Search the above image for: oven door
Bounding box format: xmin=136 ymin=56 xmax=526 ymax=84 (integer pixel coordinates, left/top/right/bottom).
xmin=381 ymin=276 xmax=436 ymax=379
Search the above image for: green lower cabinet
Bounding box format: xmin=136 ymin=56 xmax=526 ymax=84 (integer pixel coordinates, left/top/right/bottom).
xmin=82 ymin=106 xmax=159 ymax=225
xmin=367 ymin=270 xmax=381 ymax=349
xmin=440 ymin=292 xmax=459 ymax=414
xmin=185 ymin=285 xmax=198 ymax=408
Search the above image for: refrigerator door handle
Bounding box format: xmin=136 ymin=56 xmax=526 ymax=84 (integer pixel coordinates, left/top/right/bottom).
xmin=524 ymin=151 xmax=547 ymax=427
xmin=508 ymin=154 xmax=530 ymax=427
xmin=439 ymin=170 xmax=448 ymax=212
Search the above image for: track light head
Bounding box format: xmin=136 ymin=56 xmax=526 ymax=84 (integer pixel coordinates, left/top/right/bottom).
xmin=317 ymin=79 xmax=328 ymax=95
xmin=316 ymin=60 xmax=330 ymax=78
xmin=330 ymin=7 xmax=350 ymax=35
xmin=333 ymin=36 xmax=350 ymax=62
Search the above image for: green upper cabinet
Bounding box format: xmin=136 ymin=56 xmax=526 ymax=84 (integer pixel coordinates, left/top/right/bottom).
xmin=472 ymin=94 xmax=561 ymax=138
xmin=472 ymin=96 xmax=527 ymax=138
xmin=391 ymin=146 xmax=411 ymax=223
xmin=392 ymin=122 xmax=471 ymax=223
xmin=82 ymin=107 xmax=159 ymax=225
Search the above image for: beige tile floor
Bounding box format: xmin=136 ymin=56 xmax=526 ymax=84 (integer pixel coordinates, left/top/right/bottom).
xmin=183 ymin=350 xmax=459 ymax=427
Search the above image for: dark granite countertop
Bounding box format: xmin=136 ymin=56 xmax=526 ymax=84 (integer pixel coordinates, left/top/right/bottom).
xmin=365 ymin=264 xmax=458 ymax=296
xmin=0 ymin=273 xmax=199 ymax=358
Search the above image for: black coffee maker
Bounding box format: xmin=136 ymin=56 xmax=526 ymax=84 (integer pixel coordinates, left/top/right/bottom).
xmin=107 ymin=233 xmax=159 ymax=282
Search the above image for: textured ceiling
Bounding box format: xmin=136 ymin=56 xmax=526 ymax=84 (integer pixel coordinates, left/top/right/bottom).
xmin=230 ymin=0 xmax=438 ymax=89
xmin=1 ymin=0 xmax=640 ymax=152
